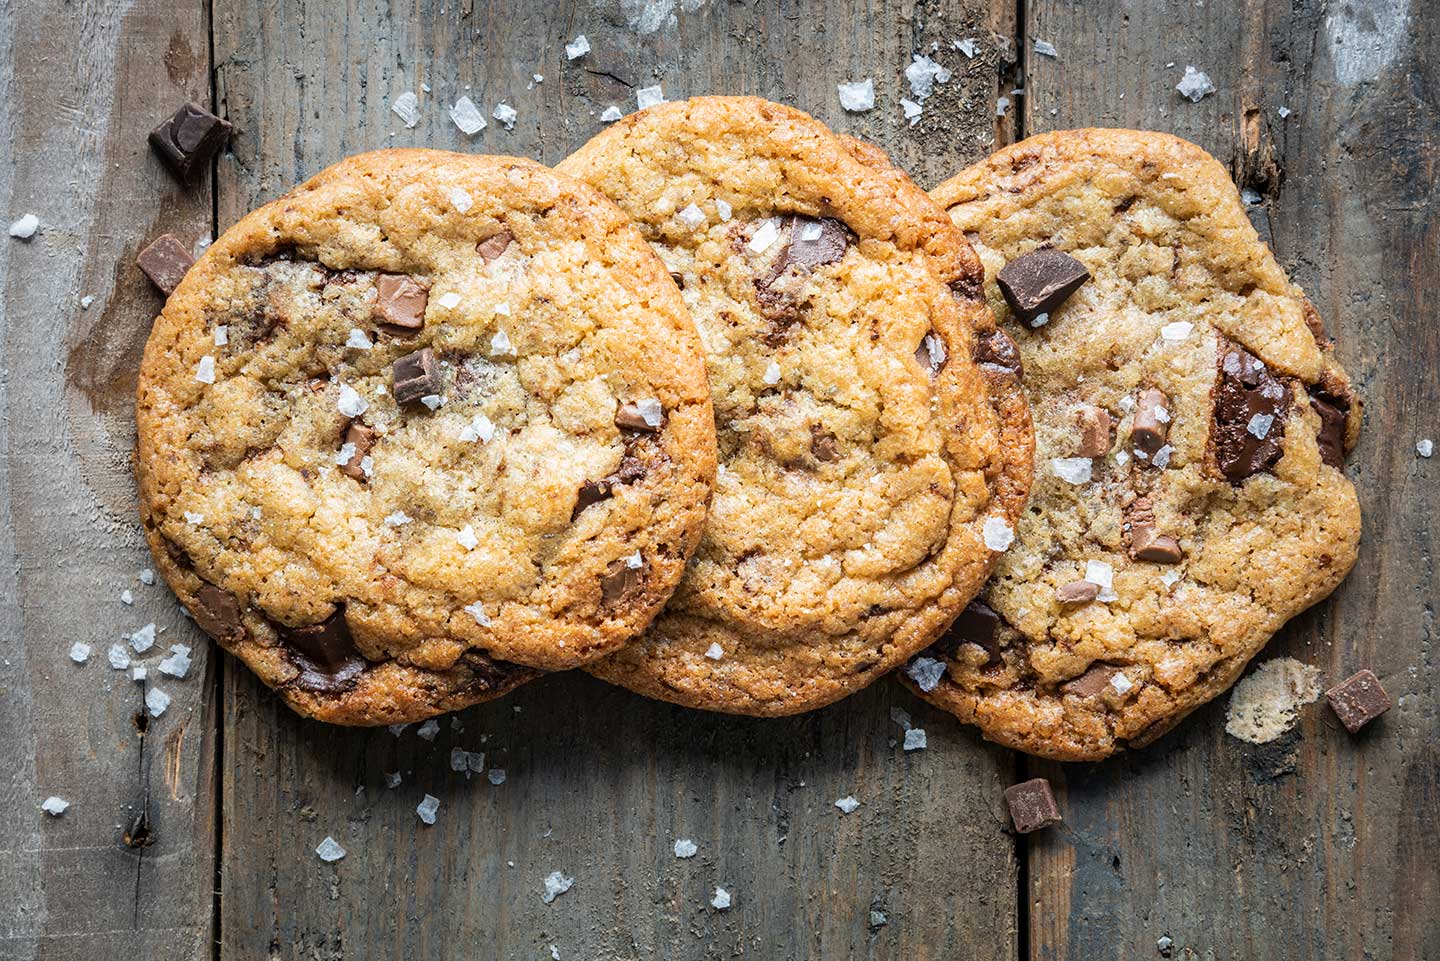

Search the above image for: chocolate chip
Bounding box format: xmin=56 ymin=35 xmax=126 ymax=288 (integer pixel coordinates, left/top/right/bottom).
xmin=279 ymin=609 xmax=366 ymax=694
xmin=477 ymin=230 xmax=513 ymax=263
xmin=1309 ymin=387 xmax=1349 ymax=469
xmin=1076 ymin=405 xmax=1112 ymax=457
xmin=192 ymin=584 xmax=242 ymax=640
xmin=149 ymin=102 xmax=233 ymax=183
xmin=1130 ymin=522 xmax=1183 ymax=564
xmin=571 ymin=455 xmax=647 ymax=520
xmin=340 ymin=422 xmax=378 ymax=481
xmin=996 ymin=248 xmax=1090 ymax=324
xmin=669 ymin=271 xmax=686 ymax=290
xmin=777 ymin=216 xmax=851 ymax=271
xmin=373 ymin=274 xmax=428 ymax=332
xmin=934 ymin=599 xmax=1003 ymax=664
xmin=392 ymin=347 xmax=440 ymax=405
xmin=1325 ymin=669 xmax=1392 ymax=733
xmin=1004 ymin=778 xmax=1062 ymax=834
xmin=973 ymin=329 xmax=1023 ymax=378
xmin=1061 ymin=663 xmax=1120 ymax=697
xmin=1055 ymin=580 xmax=1100 ymax=604
xmin=1131 ymin=388 xmax=1171 ymax=457
xmin=615 ymin=402 xmax=661 ymax=433
xmin=137 ymin=234 xmax=195 ymax=295
xmin=810 ymin=424 xmax=841 ymax=462
xmin=600 ymin=557 xmax=644 ymax=606
xmin=1214 ymin=340 xmax=1291 ymax=482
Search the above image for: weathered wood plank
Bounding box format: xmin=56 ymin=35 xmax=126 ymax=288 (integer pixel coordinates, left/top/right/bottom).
xmin=1018 ymin=2 xmax=1440 ymax=958
xmin=211 ymin=1 xmax=1017 ymax=958
xmin=0 ymin=1 xmax=218 ymax=959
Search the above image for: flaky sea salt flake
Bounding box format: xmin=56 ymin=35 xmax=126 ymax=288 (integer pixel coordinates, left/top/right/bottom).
xmin=464 ymin=601 xmax=491 ymax=627
xmin=416 ymin=793 xmax=441 ymax=824
xmin=834 ymin=795 xmax=860 ymax=814
xmin=417 ymin=718 xmax=440 ymax=741
xmin=982 ymin=517 xmax=1014 ymax=551
xmin=636 ymin=397 xmax=663 ymax=428
xmin=1246 ymin=413 xmax=1275 ymax=439
xmin=1176 ymin=65 xmax=1216 ymax=103
xmin=384 ymin=511 xmax=412 ymax=527
xmin=673 ymin=838 xmax=697 ymax=858
xmin=158 ymin=644 xmax=192 ymax=679
xmin=1160 ymin=321 xmax=1193 ymax=341
xmin=316 ymin=836 xmax=346 ymax=862
xmin=420 ymin=394 xmax=443 ymax=410
xmin=565 ymin=34 xmax=590 ymax=59
xmin=337 ymin=383 xmax=368 ymax=417
xmin=1051 ymin=457 xmax=1093 ymax=485
xmin=905 ymin=656 xmax=946 ymax=692
xmin=1418 ymin=439 xmax=1434 ymax=458
xmin=954 ymin=38 xmax=978 ymax=58
xmin=748 ymin=219 xmax=781 ymax=253
xmin=541 ymin=870 xmax=574 ymax=903
xmin=195 ymin=355 xmax=216 ymax=384
xmin=837 ymin=79 xmax=875 ymax=112
xmin=130 ymin=623 xmax=157 ymax=653
xmin=636 ymin=85 xmax=665 ymax=110
xmin=41 ymin=796 xmax=69 ymax=816
xmin=391 ymin=91 xmax=421 ymax=128
xmin=763 ymin=360 xmax=781 ymax=386
xmin=456 ymin=525 xmax=479 ymax=550
xmin=711 ymin=887 xmax=732 ymax=909
xmin=905 ymin=54 xmax=952 ymax=102
xmin=108 ymin=644 xmax=130 ymax=669
xmin=487 ymin=768 xmax=506 ymax=785
xmin=600 ymin=105 xmax=623 ymax=122
xmin=1034 ymin=39 xmax=1059 ymax=57
xmin=491 ymin=329 xmax=516 ymax=356
xmin=214 ymin=325 xmax=229 ymax=346
xmin=68 ymin=642 xmax=91 ymax=663
xmin=145 ymin=686 xmax=171 ymax=717
xmin=704 ymin=642 xmax=724 ymax=660
xmin=676 ymin=203 xmax=707 ymax=230
xmin=10 ymin=214 xmax=39 ymax=239
xmin=902 ymin=98 xmax=923 ymax=125
xmin=449 ymin=96 xmax=486 ymax=135
xmin=492 ymin=102 xmax=517 ymax=130
xmin=903 ymin=728 xmax=927 ymax=751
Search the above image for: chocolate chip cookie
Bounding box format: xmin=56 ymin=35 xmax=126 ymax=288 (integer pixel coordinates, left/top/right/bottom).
xmin=911 ymin=129 xmax=1362 ymax=759
xmin=559 ymin=97 xmax=1033 ymax=714
xmin=135 ymin=149 xmax=716 ymax=724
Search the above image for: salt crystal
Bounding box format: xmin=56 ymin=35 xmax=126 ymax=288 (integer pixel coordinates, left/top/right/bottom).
xmin=982 ymin=517 xmax=1014 ymax=552
xmin=1153 ymin=444 xmax=1174 ymax=469
xmin=870 ymin=910 xmax=889 ymax=928
xmin=1034 ymin=39 xmax=1059 ymax=57
xmin=108 ymin=644 xmax=131 ymax=670
xmin=624 ymin=550 xmax=643 ymax=570
xmin=464 ymin=601 xmax=491 ymax=627
xmin=1176 ymin=65 xmax=1216 ymax=103
xmin=673 ymin=838 xmax=698 ymax=858
xmin=132 ymin=666 xmax=147 ymax=681
xmin=435 ymin=291 xmax=461 ymax=311
xmin=890 ymin=705 xmax=912 ymax=730
xmin=1115 ymin=450 xmax=1132 ymax=467
xmin=715 ymin=199 xmax=732 ymax=222
xmin=493 ymin=301 xmax=512 ymax=316
xmin=387 ymin=724 xmax=409 ymax=738
xmin=420 ymin=394 xmax=443 ymax=410
xmin=41 ymin=796 xmax=69 ymax=816
xmin=1418 ymin=439 xmax=1434 ymax=458
xmin=541 ymin=870 xmax=574 ymax=903
xmin=704 ymin=642 xmax=724 ymax=661
xmin=1084 ymin=560 xmax=1117 ymax=601
xmin=145 ymin=686 xmax=171 ymax=717
xmin=456 ymin=525 xmax=479 ymax=550
xmin=459 ymin=413 xmax=496 ymax=443
xmin=763 ymin=360 xmax=781 ymax=385
xmin=139 ymin=568 xmax=156 ymax=585
xmin=337 ymin=383 xmax=368 ymax=417
xmin=599 ymin=105 xmax=623 ymax=122
xmin=120 ymin=589 xmax=134 ymax=606
xmin=748 ymin=219 xmax=781 ymax=253
xmin=214 ymin=325 xmax=229 ymax=346
xmin=417 ymin=718 xmax=441 ymax=741
xmin=1241 ymin=187 xmax=1262 ymax=206
xmin=449 ymin=96 xmax=486 ymax=135
xmin=65 ymin=641 xmax=91 ymax=664
xmin=676 ymin=203 xmax=707 ymax=230
xmin=391 ymin=91 xmax=421 ymax=128
xmin=81 ymin=295 xmax=94 ymax=309
xmin=565 ymin=34 xmax=590 ymax=59
xmin=340 ymin=327 xmax=372 ymax=351
xmin=550 ymin=946 xmax=561 ymax=961
xmin=383 ymin=511 xmax=412 ymax=527
xmin=905 ymin=656 xmax=946 ymax=692
xmin=10 ymin=214 xmax=39 ymax=239
xmin=492 ymin=102 xmax=517 ymax=130
xmin=316 ymin=836 xmax=346 ymax=862
xmin=450 ymin=747 xmax=485 ymax=775
xmin=1051 ymin=457 xmax=1093 ymax=485
xmin=158 ymin=644 xmax=192 ymax=679
xmin=834 ymin=795 xmax=860 ymax=814
xmin=335 ymin=442 xmax=357 ymax=467
xmin=1160 ymin=321 xmax=1193 ymax=341
xmin=1222 ymin=351 xmax=1242 ymax=376
xmin=1160 ymin=568 xmax=1183 ymax=588
xmin=1246 ymin=413 xmax=1275 ymax=439
xmin=905 ymin=54 xmax=952 ymax=102
xmin=1278 ymin=106 xmax=1292 ymax=119
xmin=195 ymin=355 xmax=216 ymax=384
xmin=711 ymin=886 xmax=732 ymax=909
xmin=1029 ymin=311 xmax=1050 ymax=328
xmin=995 ymin=96 xmax=1010 ymax=118
xmin=902 ymin=98 xmax=924 ymax=125
xmin=532 ymin=74 xmax=544 ymax=86
xmin=416 ymin=793 xmax=441 ymax=824
xmin=636 ymin=85 xmax=665 ymax=110
xmin=487 ymin=768 xmax=506 ymax=785
xmin=130 ymin=623 xmax=157 ymax=653
xmin=489 ymin=330 xmax=516 ymax=360
xmin=183 ymin=511 xmax=205 ymax=526
xmin=1110 ymin=673 xmax=1135 ymax=695
xmin=903 ymin=728 xmax=928 ymax=751
xmin=837 ymin=79 xmax=875 ymax=112
xmin=636 ymin=397 xmax=663 ymax=428
xmin=954 ymin=38 xmax=978 ymax=58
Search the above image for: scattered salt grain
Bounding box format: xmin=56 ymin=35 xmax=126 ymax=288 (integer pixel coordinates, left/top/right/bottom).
xmin=337 ymin=383 xmax=368 ymax=417
xmin=902 ymin=98 xmax=923 ymax=125
xmin=565 ymin=34 xmax=590 ymax=59
xmin=982 ymin=517 xmax=1014 ymax=552
xmin=456 ymin=525 xmax=479 ymax=550
xmin=417 ymin=718 xmax=441 ymax=741
xmin=1152 ymin=444 xmax=1174 ymax=469
xmin=635 ymin=397 xmax=664 ymax=428
xmin=132 ymin=666 xmax=147 ymax=681
xmin=107 ymin=643 xmax=131 ymax=670
xmin=1278 ymin=106 xmax=1292 ymax=119
xmin=492 ymin=102 xmax=517 ymax=130
xmin=837 ymin=79 xmax=875 ymax=112
xmin=599 ymin=105 xmax=623 ymax=122
xmin=416 ymin=793 xmax=441 ymax=824
xmin=464 ymin=601 xmax=491 ymax=627
xmin=711 ymin=887 xmax=731 ymax=909
xmin=636 ymin=85 xmax=665 ymax=110
xmin=121 ymin=589 xmax=134 ymax=606
xmin=1240 ymin=187 xmax=1262 ymax=206
xmin=459 ymin=413 xmax=496 ymax=443
xmin=1029 ymin=311 xmax=1050 ymax=329
xmin=673 ymin=838 xmax=698 ymax=858
xmin=676 ymin=203 xmax=707 ymax=230
xmin=920 ymin=331 xmax=947 ymax=369
xmin=450 ymin=747 xmax=485 ymax=776
xmin=704 ymin=642 xmax=724 ymax=661
xmin=487 ymin=768 xmax=506 ymax=785
xmin=195 ymin=355 xmax=216 ymax=384
xmin=391 ymin=91 xmax=421 ymax=128
xmin=870 ymin=910 xmax=889 ymax=929
xmin=139 ymin=568 xmax=156 ymax=585
xmin=1084 ymin=560 xmax=1117 ymax=601
xmin=420 ymin=394 xmax=444 ymax=410
xmin=1176 ymin=65 xmax=1216 ymax=103
xmin=41 ymin=796 xmax=69 ymax=816
xmin=905 ymin=54 xmax=952 ymax=102
xmin=1110 ymin=672 xmax=1135 ymax=695
xmin=1034 ymin=39 xmax=1059 ymax=57
xmin=903 ymin=728 xmax=927 ymax=751
xmin=1418 ymin=439 xmax=1434 ymax=458
xmin=81 ymin=295 xmax=95 ymax=309
xmin=66 ymin=642 xmax=91 ymax=664
xmin=383 ymin=511 xmax=412 ymax=527
xmin=1246 ymin=413 xmax=1275 ymax=440
xmin=214 ymin=325 xmax=229 ymax=346
xmin=715 ymin=199 xmax=732 ymax=222
xmin=762 ymin=360 xmax=781 ymax=386
xmin=344 ymin=328 xmax=373 ymax=351
xmin=541 ymin=871 xmax=574 ymax=903
xmin=834 ymin=796 xmax=860 ymax=814
xmin=145 ymin=687 xmax=171 ymax=718
xmin=954 ymin=38 xmax=978 ymax=58
xmin=316 ymin=836 xmax=346 ymax=862
xmin=387 ymin=723 xmax=409 ymax=738
xmin=549 ymin=946 xmax=561 ymax=961
xmin=748 ymin=219 xmax=781 ymax=253
xmin=130 ymin=623 xmax=157 ymax=653
xmin=449 ymin=96 xmax=486 ymax=136
xmin=1160 ymin=321 xmax=1193 ymax=341
xmin=10 ymin=214 xmax=39 ymax=239
xmin=158 ymin=644 xmax=192 ymax=679
xmin=624 ymin=551 xmax=643 ymax=570
xmin=905 ymin=656 xmax=946 ymax=692
xmin=1051 ymin=457 xmax=1093 ymax=485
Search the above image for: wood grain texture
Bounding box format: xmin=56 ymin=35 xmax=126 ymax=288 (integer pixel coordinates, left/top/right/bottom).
xmin=0 ymin=2 xmax=219 ymax=960
xmin=1018 ymin=2 xmax=1440 ymax=959
xmin=210 ymin=1 xmax=1017 ymax=959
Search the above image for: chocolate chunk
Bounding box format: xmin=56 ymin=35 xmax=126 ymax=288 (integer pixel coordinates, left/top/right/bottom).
xmin=192 ymin=584 xmax=242 ymax=640
xmin=973 ymin=329 xmax=1023 ymax=378
xmin=1130 ymin=522 xmax=1183 ymax=564
xmin=392 ymin=347 xmax=440 ymax=405
xmin=777 ymin=216 xmax=851 ymax=271
xmin=1004 ymin=778 xmax=1062 ymax=834
xmin=149 ymin=102 xmax=233 ymax=183
xmin=615 ymin=401 xmax=662 ymax=433
xmin=340 ymin=422 xmax=378 ymax=480
xmin=571 ymin=455 xmax=647 ymax=520
xmin=935 ymin=599 xmax=1003 ymax=664
xmin=1061 ymin=663 xmax=1120 ymax=697
xmin=373 ymin=274 xmax=428 ymax=332
xmin=477 ymin=230 xmax=514 ymax=263
xmin=996 ymin=248 xmax=1090 ymax=324
xmin=810 ymin=424 xmax=841 ymax=462
xmin=1326 ymin=669 xmax=1393 ymax=733
xmin=1214 ymin=340 xmax=1291 ymax=482
xmin=600 ymin=557 xmax=644 ymax=606
xmin=137 ymin=234 xmax=196 ymax=295
xmin=1309 ymin=388 xmax=1349 ymax=469
xmin=279 ymin=609 xmax=366 ymax=694
xmin=1131 ymin=388 xmax=1171 ymax=457
xmin=1055 ymin=580 xmax=1100 ymax=604
xmin=1076 ymin=405 xmax=1112 ymax=457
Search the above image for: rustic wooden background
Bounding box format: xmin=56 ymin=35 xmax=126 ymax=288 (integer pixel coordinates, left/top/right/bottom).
xmin=2 ymin=1 xmax=1435 ymax=959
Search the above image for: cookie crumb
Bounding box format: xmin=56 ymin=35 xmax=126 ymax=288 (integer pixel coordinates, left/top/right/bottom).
xmin=1224 ymin=657 xmax=1323 ymax=744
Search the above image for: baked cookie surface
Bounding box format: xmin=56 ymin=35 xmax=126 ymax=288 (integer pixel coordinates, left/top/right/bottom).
xmin=135 ymin=149 xmax=716 ymax=724
xmin=912 ymin=129 xmax=1361 ymax=759
xmin=560 ymin=97 xmax=1033 ymax=714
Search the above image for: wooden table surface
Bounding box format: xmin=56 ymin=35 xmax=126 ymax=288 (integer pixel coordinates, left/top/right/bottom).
xmin=3 ymin=1 xmax=1436 ymax=959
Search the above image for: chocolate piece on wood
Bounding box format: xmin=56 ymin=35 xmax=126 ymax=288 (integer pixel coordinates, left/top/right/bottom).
xmin=137 ymin=234 xmax=195 ymax=294
xmin=1004 ymin=778 xmax=1062 ymax=834
xmin=995 ymin=248 xmax=1089 ymax=324
xmin=1325 ymin=669 xmax=1393 ymax=733
xmin=149 ymin=102 xmax=233 ymax=182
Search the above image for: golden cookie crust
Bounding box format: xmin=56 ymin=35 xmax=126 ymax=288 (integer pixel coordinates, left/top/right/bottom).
xmin=136 ymin=149 xmax=716 ymax=724
xmin=561 ymin=97 xmax=1033 ymax=714
xmin=911 ymin=129 xmax=1362 ymax=759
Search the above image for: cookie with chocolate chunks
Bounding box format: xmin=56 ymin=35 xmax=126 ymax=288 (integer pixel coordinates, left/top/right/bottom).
xmin=560 ymin=97 xmax=1033 ymax=715
xmin=136 ymin=148 xmax=716 ymax=724
xmin=916 ymin=129 xmax=1361 ymax=759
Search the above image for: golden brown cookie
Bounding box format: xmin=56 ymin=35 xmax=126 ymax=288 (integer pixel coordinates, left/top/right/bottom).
xmin=135 ymin=149 xmax=716 ymax=724
xmin=909 ymin=129 xmax=1362 ymax=759
xmin=559 ymin=97 xmax=1033 ymax=715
